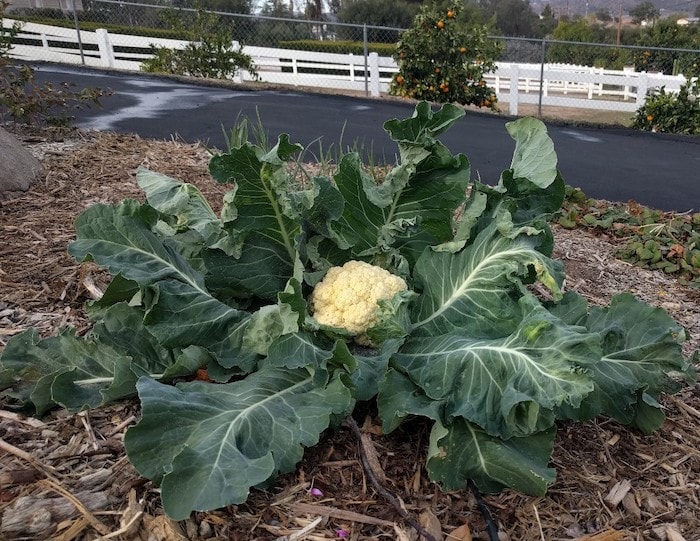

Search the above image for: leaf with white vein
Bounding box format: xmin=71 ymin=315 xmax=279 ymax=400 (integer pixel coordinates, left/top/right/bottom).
xmin=394 ymin=296 xmax=597 ymax=438
xmin=427 ymin=418 xmax=556 ymax=496
xmin=411 ymin=207 xmax=564 ymax=338
xmin=124 ymin=367 xmax=353 ymax=520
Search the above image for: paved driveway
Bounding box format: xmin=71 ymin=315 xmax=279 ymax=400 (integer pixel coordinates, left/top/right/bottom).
xmin=33 ymin=64 xmax=700 ymax=213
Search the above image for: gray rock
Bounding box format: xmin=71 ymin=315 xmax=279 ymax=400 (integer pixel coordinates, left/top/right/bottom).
xmin=0 ymin=127 xmax=42 ymax=197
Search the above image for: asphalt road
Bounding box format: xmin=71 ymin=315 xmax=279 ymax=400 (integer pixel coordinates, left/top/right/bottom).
xmin=33 ymin=63 xmax=700 ymax=213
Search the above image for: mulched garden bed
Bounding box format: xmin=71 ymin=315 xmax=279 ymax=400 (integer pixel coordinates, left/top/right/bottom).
xmin=1 ymin=127 xmax=698 ymax=541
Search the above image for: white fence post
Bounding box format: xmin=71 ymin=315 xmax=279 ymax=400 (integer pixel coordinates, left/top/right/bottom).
xmin=369 ymin=52 xmax=380 ymax=98
xmin=636 ymin=72 xmax=649 ymax=109
xmin=509 ymin=63 xmax=519 ymax=116
xmin=95 ymin=28 xmax=114 ymax=68
xmin=231 ymin=40 xmax=242 ymax=83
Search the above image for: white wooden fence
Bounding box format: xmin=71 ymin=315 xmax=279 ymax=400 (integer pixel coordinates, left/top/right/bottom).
xmin=4 ymin=18 xmax=689 ymax=115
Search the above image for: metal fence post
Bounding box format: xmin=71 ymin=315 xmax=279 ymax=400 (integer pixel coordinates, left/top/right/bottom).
xmin=363 ymin=24 xmax=368 ymax=97
xmin=70 ymin=0 xmax=85 ymax=65
xmin=538 ymin=39 xmax=547 ymax=118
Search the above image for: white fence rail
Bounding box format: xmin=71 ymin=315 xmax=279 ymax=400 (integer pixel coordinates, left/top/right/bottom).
xmin=4 ymin=19 xmax=689 ymax=115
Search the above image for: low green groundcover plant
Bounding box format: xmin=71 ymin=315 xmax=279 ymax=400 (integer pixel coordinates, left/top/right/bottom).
xmin=559 ymin=187 xmax=700 ymax=287
xmin=0 ymin=103 xmax=695 ymax=520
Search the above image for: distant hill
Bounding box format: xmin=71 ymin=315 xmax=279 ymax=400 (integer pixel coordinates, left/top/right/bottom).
xmin=531 ymin=0 xmax=698 ymax=19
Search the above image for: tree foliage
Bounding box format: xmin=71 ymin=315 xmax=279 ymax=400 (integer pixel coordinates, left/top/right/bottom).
xmin=389 ymin=3 xmax=500 ymax=108
xmin=633 ymin=19 xmax=700 ymax=75
xmin=547 ymin=19 xmax=631 ymax=68
xmin=197 ymin=0 xmax=252 ymax=13
xmin=481 ymin=0 xmax=540 ymax=37
xmin=336 ymin=0 xmax=418 ymax=42
xmin=629 ymin=1 xmax=660 ymax=25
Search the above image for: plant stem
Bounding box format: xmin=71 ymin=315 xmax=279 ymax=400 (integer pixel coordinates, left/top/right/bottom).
xmin=345 ymin=416 xmax=437 ymax=541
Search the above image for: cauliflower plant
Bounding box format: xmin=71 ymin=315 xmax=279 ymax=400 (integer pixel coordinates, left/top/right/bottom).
xmin=310 ymin=260 xmax=407 ymax=340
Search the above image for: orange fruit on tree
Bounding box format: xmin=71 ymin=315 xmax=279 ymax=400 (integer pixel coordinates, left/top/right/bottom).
xmin=459 ymin=46 xmax=467 ymax=54
xmin=436 ymin=20 xmax=445 ymax=29
xmin=647 ymin=114 xmax=654 ymax=122
xmin=447 ymin=10 xmax=455 ymax=18
xmin=396 ymin=75 xmax=405 ymax=85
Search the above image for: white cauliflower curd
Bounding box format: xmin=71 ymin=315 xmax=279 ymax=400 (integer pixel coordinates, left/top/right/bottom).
xmin=310 ymin=260 xmax=407 ymax=336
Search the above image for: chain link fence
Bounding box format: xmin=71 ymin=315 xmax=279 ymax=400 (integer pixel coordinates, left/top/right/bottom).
xmin=4 ymin=0 xmax=699 ymax=118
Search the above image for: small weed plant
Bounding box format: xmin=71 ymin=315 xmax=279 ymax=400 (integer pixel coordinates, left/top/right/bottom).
xmin=0 ymin=104 xmax=695 ymax=521
xmin=389 ymin=3 xmax=500 ymax=109
xmin=0 ymin=1 xmax=104 ymax=126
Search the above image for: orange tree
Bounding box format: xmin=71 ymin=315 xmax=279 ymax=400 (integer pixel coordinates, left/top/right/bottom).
xmin=389 ymin=3 xmax=501 ymax=109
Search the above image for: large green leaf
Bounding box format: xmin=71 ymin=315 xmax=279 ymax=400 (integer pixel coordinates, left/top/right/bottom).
xmin=266 ymin=331 xmax=356 ymax=384
xmin=0 ymin=328 xmax=132 ymax=415
xmin=411 ymin=207 xmax=564 ymax=337
xmin=384 ymin=101 xmax=466 ymax=154
xmin=505 ymin=117 xmax=558 ymax=188
xmin=453 ymin=118 xmax=561 ymax=253
xmin=350 ymin=340 xmax=404 ymax=401
xmin=142 ymin=280 xmax=257 ymax=371
xmin=69 ymin=200 xmax=203 ymax=288
xmin=136 ymin=167 xmax=234 ymax=254
xmin=427 ymin=418 xmax=556 ymax=496
xmin=377 ymin=368 xmax=444 ymax=433
xmin=206 ymin=135 xmax=307 ymax=299
xmin=68 ymin=200 xmax=259 ymax=371
xmin=328 ymin=103 xmax=470 ymax=268
xmin=0 ymin=303 xmax=201 ymax=415
xmin=556 ymin=293 xmax=697 ymax=431
xmin=394 ymin=297 xmax=597 ymax=438
xmin=124 ymin=367 xmax=353 ymax=520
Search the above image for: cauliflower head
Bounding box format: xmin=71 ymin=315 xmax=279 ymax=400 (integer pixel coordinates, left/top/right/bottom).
xmin=310 ymin=260 xmax=407 ymax=336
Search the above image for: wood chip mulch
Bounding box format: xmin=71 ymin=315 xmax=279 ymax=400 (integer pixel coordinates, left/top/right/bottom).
xmin=0 ymin=127 xmax=699 ymax=541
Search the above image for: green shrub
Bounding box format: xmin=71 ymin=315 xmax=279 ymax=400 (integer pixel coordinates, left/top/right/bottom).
xmin=140 ymin=6 xmax=258 ymax=81
xmin=0 ymin=0 xmax=21 ymax=57
xmin=19 ymin=16 xmax=192 ymax=40
xmin=389 ymin=3 xmax=500 ymax=109
xmin=633 ymin=20 xmax=700 ymax=75
xmin=142 ymin=37 xmax=258 ymax=80
xmin=546 ymin=19 xmax=633 ymax=69
xmin=632 ymin=78 xmax=700 ymax=135
xmin=336 ymin=0 xmax=416 ymax=43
